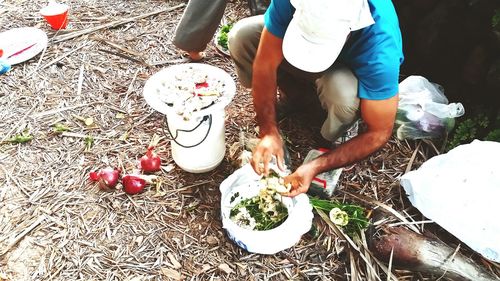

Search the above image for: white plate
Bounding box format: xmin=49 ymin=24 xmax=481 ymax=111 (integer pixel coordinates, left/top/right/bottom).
xmin=143 ymin=63 xmax=236 ymax=118
xmin=0 ymin=27 xmax=48 ymax=65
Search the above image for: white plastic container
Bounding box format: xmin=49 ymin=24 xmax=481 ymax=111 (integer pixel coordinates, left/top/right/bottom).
xmin=166 ymin=111 xmax=226 ymax=173
xmin=143 ymin=63 xmax=236 ymax=173
xmin=220 ymin=164 xmax=313 ymax=254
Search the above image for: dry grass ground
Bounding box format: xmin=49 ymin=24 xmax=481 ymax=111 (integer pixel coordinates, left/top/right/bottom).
xmin=1 ymin=0 xmax=499 ymax=280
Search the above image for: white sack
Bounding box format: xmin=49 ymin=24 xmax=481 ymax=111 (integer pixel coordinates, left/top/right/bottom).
xmin=400 ymin=140 xmax=500 ymax=262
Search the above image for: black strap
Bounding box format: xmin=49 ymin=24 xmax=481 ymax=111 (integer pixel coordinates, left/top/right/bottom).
xmin=163 ymin=115 xmax=212 ymax=148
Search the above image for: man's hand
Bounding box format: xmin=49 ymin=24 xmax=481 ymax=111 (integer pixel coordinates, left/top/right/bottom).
xmin=249 ymin=27 xmax=285 ymax=175
xmin=283 ymin=164 xmax=316 ymax=197
xmin=251 ymin=131 xmax=285 ymax=175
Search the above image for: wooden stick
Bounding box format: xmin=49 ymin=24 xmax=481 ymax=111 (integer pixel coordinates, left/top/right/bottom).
xmin=52 ymin=4 xmax=185 ymax=43
xmin=32 ymin=101 xmax=101 ymax=118
xmin=76 ymin=57 xmax=85 ymax=97
xmin=316 ymin=209 xmax=395 ymax=281
xmin=61 ymin=132 xmax=110 ymax=141
xmin=94 ymin=36 xmax=142 ymax=58
xmin=98 ymin=48 xmax=148 ymax=66
xmin=35 ymin=43 xmax=88 ymax=73
xmin=405 ymin=141 xmax=421 ymax=174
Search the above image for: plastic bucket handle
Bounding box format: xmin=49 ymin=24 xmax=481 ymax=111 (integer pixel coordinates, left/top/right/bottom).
xmin=162 ymin=115 xmax=212 ymax=148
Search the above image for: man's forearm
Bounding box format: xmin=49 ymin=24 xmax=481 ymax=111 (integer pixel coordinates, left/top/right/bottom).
xmin=305 ymin=130 xmax=391 ymax=175
xmin=252 ymin=68 xmax=279 ymax=135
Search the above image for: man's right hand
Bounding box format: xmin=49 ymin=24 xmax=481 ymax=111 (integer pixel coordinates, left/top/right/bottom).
xmin=250 ymin=131 xmax=285 ymax=176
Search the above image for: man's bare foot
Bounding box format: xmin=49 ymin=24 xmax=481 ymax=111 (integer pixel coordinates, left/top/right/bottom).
xmin=188 ymin=51 xmax=205 ymax=61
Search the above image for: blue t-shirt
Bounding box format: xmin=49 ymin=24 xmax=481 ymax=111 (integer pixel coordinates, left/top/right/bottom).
xmin=264 ymin=0 xmax=404 ymax=100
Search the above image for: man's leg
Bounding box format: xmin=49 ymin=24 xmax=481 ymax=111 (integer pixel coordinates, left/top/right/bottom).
xmin=173 ymin=0 xmax=228 ymax=53
xmin=316 ymin=67 xmax=361 ymax=142
xmin=227 ymin=15 xmax=264 ymax=88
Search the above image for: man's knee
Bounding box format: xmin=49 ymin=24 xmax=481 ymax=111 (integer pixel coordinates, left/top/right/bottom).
xmin=316 ymin=67 xmax=359 ymax=109
xmin=227 ymin=16 xmax=263 ymax=58
xmin=316 ymin=67 xmax=360 ymax=141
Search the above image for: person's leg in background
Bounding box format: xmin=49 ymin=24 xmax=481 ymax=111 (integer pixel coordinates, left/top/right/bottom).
xmin=227 ymin=15 xmax=264 ymax=88
xmin=173 ymin=0 xmax=227 ymax=61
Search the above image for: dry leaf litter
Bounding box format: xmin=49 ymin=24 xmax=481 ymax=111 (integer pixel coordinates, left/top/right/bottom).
xmin=1 ymin=0 xmax=499 ymax=280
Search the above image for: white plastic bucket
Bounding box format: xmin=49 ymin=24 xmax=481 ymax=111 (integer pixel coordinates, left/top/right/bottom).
xmin=165 ymin=110 xmax=226 ymax=173
xmin=143 ymin=63 xmax=236 ymax=173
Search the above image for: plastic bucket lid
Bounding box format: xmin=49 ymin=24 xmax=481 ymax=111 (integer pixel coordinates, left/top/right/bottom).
xmin=142 ymin=63 xmax=236 ymax=119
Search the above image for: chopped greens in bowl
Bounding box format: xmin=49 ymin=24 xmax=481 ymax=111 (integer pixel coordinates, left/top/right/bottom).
xmin=230 ymin=187 xmax=288 ymax=231
xmin=220 ymin=164 xmax=314 ymax=254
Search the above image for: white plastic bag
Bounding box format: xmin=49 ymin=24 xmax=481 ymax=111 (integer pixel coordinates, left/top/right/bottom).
xmin=220 ymin=164 xmax=313 ymax=254
xmin=400 ymin=140 xmax=500 ymax=262
xmin=395 ymin=76 xmax=465 ymax=140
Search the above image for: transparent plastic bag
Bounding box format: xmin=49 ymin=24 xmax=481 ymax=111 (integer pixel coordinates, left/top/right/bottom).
xmin=395 ymin=76 xmax=465 ymax=140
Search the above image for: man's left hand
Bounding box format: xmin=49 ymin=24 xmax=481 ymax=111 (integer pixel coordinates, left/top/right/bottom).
xmin=283 ymin=164 xmax=316 ymax=197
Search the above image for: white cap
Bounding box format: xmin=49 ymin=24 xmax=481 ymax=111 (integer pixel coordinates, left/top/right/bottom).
xmin=283 ymin=0 xmax=375 ymax=73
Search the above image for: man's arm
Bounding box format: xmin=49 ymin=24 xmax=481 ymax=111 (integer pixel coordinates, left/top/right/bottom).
xmin=285 ymin=94 xmax=399 ymax=196
xmin=250 ymin=27 xmax=286 ymax=175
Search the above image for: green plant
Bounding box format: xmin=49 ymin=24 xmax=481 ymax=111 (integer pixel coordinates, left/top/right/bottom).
xmin=3 ymin=130 xmax=33 ymax=144
xmin=217 ymin=24 xmax=233 ymax=50
xmin=309 ymin=197 xmax=369 ymax=237
xmin=53 ymin=123 xmax=69 ymax=133
xmin=485 ymin=129 xmax=500 ymax=141
xmin=84 ymin=135 xmax=94 ymax=150
xmin=446 ymin=113 xmax=500 ymax=150
xmin=493 ymin=9 xmax=500 ymax=31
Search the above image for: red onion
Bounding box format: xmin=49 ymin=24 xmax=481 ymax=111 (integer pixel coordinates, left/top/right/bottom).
xmin=139 ymin=146 xmax=161 ymax=173
xmin=122 ymin=174 xmax=157 ymax=195
xmin=89 ymin=167 xmax=120 ymax=191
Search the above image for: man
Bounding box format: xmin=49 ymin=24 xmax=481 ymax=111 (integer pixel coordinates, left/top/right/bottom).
xmin=228 ymin=0 xmax=404 ymax=196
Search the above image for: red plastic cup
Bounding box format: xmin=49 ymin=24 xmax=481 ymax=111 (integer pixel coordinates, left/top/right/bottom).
xmin=40 ymin=3 xmax=69 ymax=30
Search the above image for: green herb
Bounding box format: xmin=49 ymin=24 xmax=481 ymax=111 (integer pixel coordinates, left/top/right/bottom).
xmin=230 ymin=192 xmax=240 ymax=204
xmin=493 ymin=9 xmax=500 ymax=30
xmin=53 ymin=123 xmax=70 ymax=133
xmin=217 ymin=24 xmax=233 ymax=50
xmin=446 ymin=113 xmax=489 ymax=151
xmin=5 ymin=131 xmax=33 ymax=144
xmin=309 ymin=197 xmax=369 ymax=237
xmin=84 ymin=136 xmax=94 ymax=150
xmin=230 ymin=190 xmax=288 ymax=231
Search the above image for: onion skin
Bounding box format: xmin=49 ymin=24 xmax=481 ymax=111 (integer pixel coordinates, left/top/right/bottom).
xmin=89 ymin=167 xmax=120 ymax=191
xmin=139 ymin=146 xmax=161 ymax=173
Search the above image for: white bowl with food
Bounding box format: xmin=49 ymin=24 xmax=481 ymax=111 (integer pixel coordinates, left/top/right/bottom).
xmin=220 ymin=165 xmax=313 ymax=254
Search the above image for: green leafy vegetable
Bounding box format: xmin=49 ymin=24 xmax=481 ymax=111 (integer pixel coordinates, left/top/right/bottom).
xmin=493 ymin=9 xmax=500 ymax=30
xmin=230 ymin=188 xmax=288 ymax=231
xmin=309 ymin=197 xmax=369 ymax=237
xmin=217 ymin=24 xmax=233 ymax=50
